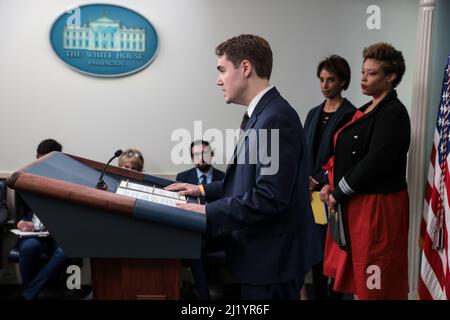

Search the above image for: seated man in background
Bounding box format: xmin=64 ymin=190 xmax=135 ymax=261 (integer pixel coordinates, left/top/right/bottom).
xmin=176 ymin=140 xmax=224 ymax=188
xmin=176 ymin=140 xmax=225 ymax=299
xmin=118 ymin=148 xmax=145 ymax=172
xmin=16 ymin=139 xmax=69 ymax=300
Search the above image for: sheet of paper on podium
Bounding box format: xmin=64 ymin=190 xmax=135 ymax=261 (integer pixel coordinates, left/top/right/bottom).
xmin=311 ymin=191 xmax=328 ymax=225
xmin=116 ymin=180 xmax=187 ymax=207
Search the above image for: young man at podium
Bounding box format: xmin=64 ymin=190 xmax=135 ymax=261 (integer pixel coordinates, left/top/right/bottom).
xmin=166 ymin=34 xmax=322 ymax=300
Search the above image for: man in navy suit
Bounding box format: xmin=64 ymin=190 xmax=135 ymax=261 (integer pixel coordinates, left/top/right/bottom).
xmin=167 ymin=34 xmax=321 ymax=299
xmin=176 ymin=140 xmax=224 ymax=190
xmin=176 ymin=140 xmax=224 ymax=299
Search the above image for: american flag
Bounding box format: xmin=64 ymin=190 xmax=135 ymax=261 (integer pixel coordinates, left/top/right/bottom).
xmin=419 ymin=55 xmax=450 ymax=300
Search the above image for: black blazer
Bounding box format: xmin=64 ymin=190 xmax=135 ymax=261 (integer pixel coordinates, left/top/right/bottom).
xmin=332 ymin=90 xmax=411 ymax=202
xmin=304 ymin=98 xmax=356 ymax=184
xmin=176 ymin=167 xmax=224 ymax=185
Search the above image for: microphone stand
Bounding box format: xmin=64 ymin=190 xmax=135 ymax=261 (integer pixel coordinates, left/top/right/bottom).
xmin=96 ymin=150 xmax=123 ymax=190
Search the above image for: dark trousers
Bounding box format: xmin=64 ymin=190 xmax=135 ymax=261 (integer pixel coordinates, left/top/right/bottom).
xmin=18 ymin=237 xmax=68 ymax=300
xmin=311 ymin=224 xmax=343 ymax=300
xmin=241 ymin=278 xmax=302 ymax=300
xmin=189 ymin=258 xmax=210 ymax=299
xmin=312 ymin=260 xmax=343 ymax=300
xmin=188 ymin=235 xmax=228 ymax=300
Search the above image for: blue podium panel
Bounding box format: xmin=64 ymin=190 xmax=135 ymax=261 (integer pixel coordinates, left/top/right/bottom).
xmin=12 ymin=152 xmax=206 ymax=259
xmin=23 ymin=193 xmax=201 ymax=259
xmin=24 ymin=152 xmax=123 ymax=192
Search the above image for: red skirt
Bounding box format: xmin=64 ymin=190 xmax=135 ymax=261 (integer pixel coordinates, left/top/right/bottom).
xmin=323 ymin=190 xmax=410 ymax=299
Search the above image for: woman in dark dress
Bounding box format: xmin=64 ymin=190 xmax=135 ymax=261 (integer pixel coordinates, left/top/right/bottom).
xmin=303 ymin=55 xmax=355 ymax=299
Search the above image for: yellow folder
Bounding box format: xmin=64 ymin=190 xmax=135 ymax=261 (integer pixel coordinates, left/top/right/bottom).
xmin=311 ymin=191 xmax=328 ymax=225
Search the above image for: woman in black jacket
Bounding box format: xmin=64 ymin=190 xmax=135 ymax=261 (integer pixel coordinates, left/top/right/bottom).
xmin=320 ymin=43 xmax=411 ymax=299
xmin=303 ymin=55 xmax=355 ymax=299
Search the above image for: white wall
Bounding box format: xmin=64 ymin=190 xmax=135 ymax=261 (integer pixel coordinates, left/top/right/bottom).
xmin=0 ymin=0 xmax=418 ymax=175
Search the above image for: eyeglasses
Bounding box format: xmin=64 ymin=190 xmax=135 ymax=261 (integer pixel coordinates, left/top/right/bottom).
xmin=127 ymin=151 xmax=141 ymax=157
xmin=124 ymin=151 xmax=143 ymax=160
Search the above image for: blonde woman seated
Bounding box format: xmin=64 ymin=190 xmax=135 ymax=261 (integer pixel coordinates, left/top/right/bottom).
xmin=118 ymin=148 xmax=144 ymax=172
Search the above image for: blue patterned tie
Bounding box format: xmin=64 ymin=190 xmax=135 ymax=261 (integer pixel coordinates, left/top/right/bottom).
xmin=199 ymin=174 xmax=207 ymax=186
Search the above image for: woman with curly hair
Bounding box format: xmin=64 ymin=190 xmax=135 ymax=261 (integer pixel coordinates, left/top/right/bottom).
xmin=320 ymin=43 xmax=410 ymax=299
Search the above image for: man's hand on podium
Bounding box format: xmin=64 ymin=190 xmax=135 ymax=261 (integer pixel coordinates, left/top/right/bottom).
xmin=165 ymin=183 xmax=206 ymax=214
xmin=165 ymin=182 xmax=202 ymax=197
xmin=176 ymin=203 xmax=206 ymax=214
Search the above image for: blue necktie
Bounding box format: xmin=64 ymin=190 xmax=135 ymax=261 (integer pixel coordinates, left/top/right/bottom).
xmin=199 ymin=174 xmax=207 ymax=186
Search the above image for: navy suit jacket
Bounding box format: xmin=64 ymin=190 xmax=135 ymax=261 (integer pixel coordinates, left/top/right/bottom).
xmin=176 ymin=167 xmax=225 ymax=185
xmin=204 ymin=87 xmax=322 ymax=285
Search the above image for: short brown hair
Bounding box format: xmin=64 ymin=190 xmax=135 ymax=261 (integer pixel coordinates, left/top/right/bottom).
xmin=215 ymin=34 xmax=273 ymax=80
xmin=118 ymin=148 xmax=144 ymax=172
xmin=316 ymin=55 xmax=351 ymax=90
xmin=363 ymin=42 xmax=405 ymax=88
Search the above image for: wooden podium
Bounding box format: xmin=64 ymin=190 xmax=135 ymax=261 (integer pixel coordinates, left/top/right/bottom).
xmin=7 ymin=152 xmax=205 ymax=300
xmin=90 ymin=258 xmax=181 ymax=300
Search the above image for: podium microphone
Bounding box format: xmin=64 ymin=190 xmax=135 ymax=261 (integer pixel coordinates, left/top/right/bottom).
xmin=96 ymin=149 xmax=123 ymax=190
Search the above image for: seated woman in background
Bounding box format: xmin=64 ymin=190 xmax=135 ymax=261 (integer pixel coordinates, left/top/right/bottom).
xmin=118 ymin=148 xmax=145 ymax=172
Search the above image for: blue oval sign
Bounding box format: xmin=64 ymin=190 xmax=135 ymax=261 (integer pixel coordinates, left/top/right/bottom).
xmin=50 ymin=4 xmax=158 ymax=77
